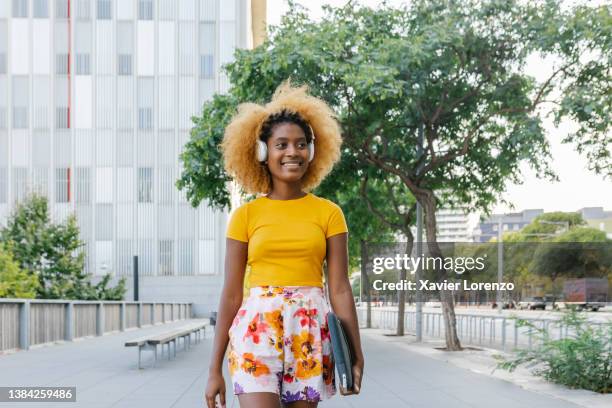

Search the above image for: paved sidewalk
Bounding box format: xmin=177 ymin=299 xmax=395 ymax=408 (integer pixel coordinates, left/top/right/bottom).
xmin=0 ymin=321 xmax=590 ymax=408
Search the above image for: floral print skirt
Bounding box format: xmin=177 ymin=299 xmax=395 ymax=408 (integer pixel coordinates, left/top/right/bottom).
xmin=227 ymin=285 xmax=336 ymax=403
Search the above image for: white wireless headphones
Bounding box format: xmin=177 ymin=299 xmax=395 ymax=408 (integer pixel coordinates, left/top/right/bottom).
xmin=256 ymin=124 xmax=316 ymax=163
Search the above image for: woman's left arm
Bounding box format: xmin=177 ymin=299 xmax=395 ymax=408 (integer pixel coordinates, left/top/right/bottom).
xmin=326 ymin=232 xmax=364 ymax=394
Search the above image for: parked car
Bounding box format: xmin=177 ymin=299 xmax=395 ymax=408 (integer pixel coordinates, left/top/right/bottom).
xmin=517 ymin=297 xmax=546 ymax=310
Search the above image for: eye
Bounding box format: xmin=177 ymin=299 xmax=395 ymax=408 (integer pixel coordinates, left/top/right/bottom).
xmin=275 ymin=142 xmax=287 ymax=149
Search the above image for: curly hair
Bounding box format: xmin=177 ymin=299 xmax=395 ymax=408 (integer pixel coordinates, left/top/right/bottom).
xmin=259 ymin=109 xmax=313 ymax=144
xmin=221 ymin=81 xmax=343 ymax=195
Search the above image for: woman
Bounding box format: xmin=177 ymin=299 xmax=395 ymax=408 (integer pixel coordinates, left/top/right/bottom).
xmin=205 ymin=82 xmax=364 ymax=408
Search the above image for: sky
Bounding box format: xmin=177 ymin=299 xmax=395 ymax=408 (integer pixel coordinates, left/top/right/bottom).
xmin=266 ymin=0 xmax=612 ymax=215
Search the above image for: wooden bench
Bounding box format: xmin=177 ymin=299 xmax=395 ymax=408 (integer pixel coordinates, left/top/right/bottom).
xmin=125 ymin=320 xmax=208 ymax=369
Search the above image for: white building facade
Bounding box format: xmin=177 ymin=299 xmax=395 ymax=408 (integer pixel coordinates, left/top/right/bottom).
xmin=435 ymin=207 xmax=480 ymax=242
xmin=0 ymin=0 xmax=252 ymax=315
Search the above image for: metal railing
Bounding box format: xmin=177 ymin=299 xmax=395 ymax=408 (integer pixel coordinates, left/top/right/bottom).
xmin=0 ymin=299 xmax=193 ymax=352
xmin=357 ymin=307 xmax=610 ymax=351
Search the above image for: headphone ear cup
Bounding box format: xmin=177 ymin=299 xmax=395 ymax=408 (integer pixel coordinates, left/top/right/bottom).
xmin=308 ymin=141 xmax=315 ymax=162
xmin=256 ymin=140 xmax=267 ymax=162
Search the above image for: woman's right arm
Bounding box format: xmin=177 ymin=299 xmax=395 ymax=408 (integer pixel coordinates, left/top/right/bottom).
xmin=205 ymin=238 xmax=248 ymax=408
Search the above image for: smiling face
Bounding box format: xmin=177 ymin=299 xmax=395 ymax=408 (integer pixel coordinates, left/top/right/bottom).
xmin=265 ymin=122 xmax=310 ymax=185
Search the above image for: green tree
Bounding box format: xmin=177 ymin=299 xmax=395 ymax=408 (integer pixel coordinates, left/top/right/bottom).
xmin=497 ymin=213 xmax=611 ymax=302
xmin=0 ymin=194 xmax=126 ymax=300
xmin=532 ymin=227 xmax=612 ymax=298
xmin=0 ymin=242 xmax=40 ymax=299
xmin=318 ymin=153 xmax=413 ymax=332
xmin=522 ymin=212 xmax=586 ymax=239
xmin=179 ymin=1 xmax=610 ymax=349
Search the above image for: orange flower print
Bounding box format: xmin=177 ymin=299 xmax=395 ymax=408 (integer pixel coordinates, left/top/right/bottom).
xmin=322 ymin=354 xmax=333 ymax=385
xmin=293 ymin=307 xmax=318 ymax=328
xmin=259 ymin=286 xmax=284 ymax=298
xmin=228 ymin=349 xmax=240 ymax=375
xmin=241 ymin=353 xmax=271 ymax=377
xmin=264 ymin=310 xmax=283 ymax=335
xmin=243 ymin=313 xmax=269 ymax=344
xmin=291 ymin=331 xmax=316 ymax=360
xmin=296 ymin=356 xmax=322 ymax=380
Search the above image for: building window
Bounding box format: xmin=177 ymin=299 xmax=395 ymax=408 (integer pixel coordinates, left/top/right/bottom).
xmin=55 ymin=0 xmax=69 ymax=18
xmin=199 ymin=22 xmax=215 ymax=78
xmin=96 ymin=204 xmax=113 ymax=240
xmin=138 ymin=77 xmax=153 ymax=129
xmin=12 ymin=107 xmax=28 ymax=128
xmin=138 ymin=108 xmax=152 ymax=129
xmin=12 ymin=168 xmax=28 ymax=203
xmin=116 ymin=240 xmax=133 ymax=276
xmin=97 ymin=0 xmax=111 ymax=19
xmin=0 ymin=54 xmax=6 ymax=74
xmin=158 ymin=167 xmax=174 ymax=204
xmin=118 ymin=55 xmax=132 ymax=75
xmin=56 ymin=53 xmax=69 ymax=75
xmin=56 ymin=107 xmax=69 ymax=129
xmin=56 ymin=167 xmax=71 ymax=203
xmin=137 ymin=167 xmax=153 ymax=203
xmin=12 ymin=76 xmax=29 ymax=129
xmin=76 ymin=0 xmax=91 ymax=19
xmin=76 ymin=54 xmax=91 ymax=75
xmin=199 ymin=55 xmax=213 ymax=78
xmin=178 ymin=240 xmax=194 ymax=275
xmin=138 ymin=0 xmax=153 ymax=20
xmin=0 ymin=107 xmax=6 ymax=129
xmin=33 ymin=0 xmax=48 ymax=18
xmin=75 ymin=167 xmax=91 ymax=203
xmin=12 ymin=0 xmax=28 ymax=18
xmin=159 ymin=240 xmax=173 ymax=276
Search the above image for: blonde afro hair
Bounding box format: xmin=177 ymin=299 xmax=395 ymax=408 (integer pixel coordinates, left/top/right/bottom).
xmin=221 ymin=80 xmax=343 ymax=195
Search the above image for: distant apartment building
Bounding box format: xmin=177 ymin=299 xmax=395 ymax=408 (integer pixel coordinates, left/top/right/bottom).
xmin=0 ymin=0 xmax=259 ymax=316
xmin=435 ymin=207 xmax=480 ymax=242
xmin=578 ymin=207 xmax=612 ymax=239
xmin=473 ymin=209 xmax=544 ymax=242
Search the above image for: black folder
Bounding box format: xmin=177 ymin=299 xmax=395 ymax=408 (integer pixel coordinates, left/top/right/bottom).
xmin=326 ymin=311 xmax=354 ymax=393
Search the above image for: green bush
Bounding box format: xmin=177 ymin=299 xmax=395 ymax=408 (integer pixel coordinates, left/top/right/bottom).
xmin=0 ymin=242 xmax=40 ymax=298
xmin=496 ymin=309 xmax=612 ymax=393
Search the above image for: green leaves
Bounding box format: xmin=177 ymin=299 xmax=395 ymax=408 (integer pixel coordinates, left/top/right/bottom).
xmin=0 ymin=242 xmax=40 ymax=299
xmin=0 ymin=195 xmax=125 ymax=300
xmin=179 ymin=0 xmax=610 ymax=270
xmin=177 ymin=94 xmax=239 ymax=211
xmin=497 ymin=309 xmax=612 ymax=393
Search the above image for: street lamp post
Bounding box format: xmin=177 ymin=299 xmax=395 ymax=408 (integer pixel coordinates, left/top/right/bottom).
xmin=497 ymin=217 xmax=503 ymax=314
xmin=415 ymin=123 xmax=424 ymax=342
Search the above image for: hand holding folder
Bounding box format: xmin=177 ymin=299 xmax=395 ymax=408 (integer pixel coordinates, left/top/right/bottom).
xmin=327 ymin=311 xmax=361 ymax=395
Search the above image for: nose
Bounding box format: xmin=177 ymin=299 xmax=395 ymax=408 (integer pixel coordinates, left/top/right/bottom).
xmin=285 ymin=143 xmax=299 ymax=156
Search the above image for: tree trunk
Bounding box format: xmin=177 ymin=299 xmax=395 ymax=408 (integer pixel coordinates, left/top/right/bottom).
xmin=396 ymin=237 xmax=414 ymax=336
xmin=420 ymin=192 xmax=463 ymax=351
xmin=361 ymin=239 xmax=372 ymax=329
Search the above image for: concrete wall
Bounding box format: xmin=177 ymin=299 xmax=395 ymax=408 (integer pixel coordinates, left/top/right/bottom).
xmin=91 ymin=273 xmax=225 ymax=319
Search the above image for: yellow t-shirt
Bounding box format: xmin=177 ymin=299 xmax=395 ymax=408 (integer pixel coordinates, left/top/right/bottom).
xmin=226 ymin=193 xmax=348 ymax=288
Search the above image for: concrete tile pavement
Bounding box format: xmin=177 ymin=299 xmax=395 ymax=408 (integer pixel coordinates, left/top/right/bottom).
xmin=0 ymin=320 xmax=588 ymax=408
